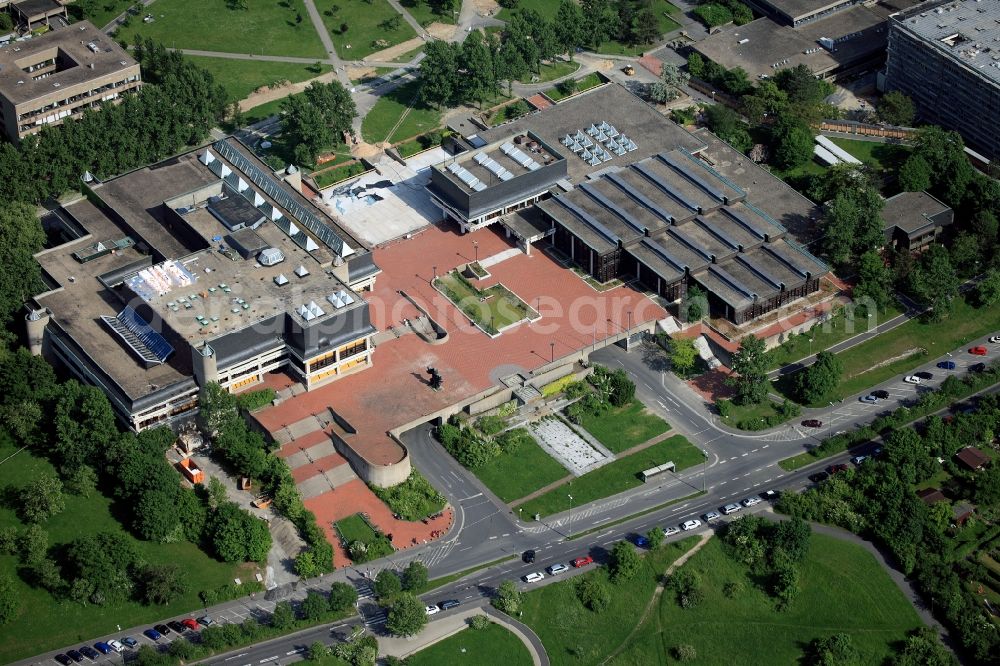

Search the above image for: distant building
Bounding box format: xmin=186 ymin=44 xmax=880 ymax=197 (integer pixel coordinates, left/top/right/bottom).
xmin=881 ymin=191 xmax=953 ymax=251
xmin=956 ymin=445 xmax=990 ymax=471
xmin=0 ymin=21 xmax=140 ymax=142
xmin=9 ymin=0 xmax=68 ymax=30
xmin=884 ymin=0 xmax=1000 ymax=160
xmin=916 ymin=487 xmax=947 ymax=504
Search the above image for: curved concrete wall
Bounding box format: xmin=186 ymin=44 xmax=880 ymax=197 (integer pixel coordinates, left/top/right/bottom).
xmin=329 ymin=429 xmax=412 ymax=488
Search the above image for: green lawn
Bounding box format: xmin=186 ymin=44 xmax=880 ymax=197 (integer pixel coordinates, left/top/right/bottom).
xmin=519 ymin=59 xmax=580 ymax=85
xmin=592 ymin=0 xmax=682 ymax=55
xmin=435 ymin=271 xmax=535 ymax=335
xmin=335 ymin=513 xmax=379 ymax=544
xmin=496 ymin=0 xmax=563 ymax=22
xmin=577 ymin=400 xmax=670 ymax=454
xmin=517 ymin=435 xmax=703 ymax=518
xmin=116 ymin=0 xmax=326 ymax=58
xmin=0 ymin=438 xmax=244 ymax=663
xmin=473 ymin=434 xmax=568 ymax=504
xmin=243 ymin=95 xmax=289 ymax=124
xmin=313 ymin=161 xmax=368 ymax=188
xmin=389 ymin=45 xmax=425 ymax=64
xmin=320 ymin=0 xmax=417 ymax=60
xmin=405 ymin=622 xmax=533 ymax=666
xmin=361 ymin=79 xmax=444 ymax=144
xmin=776 ymin=294 xmax=1000 ymax=405
xmin=829 ymin=137 xmax=912 ymax=174
xmin=766 ymin=301 xmax=904 ymax=371
xmin=185 ymin=56 xmax=330 ymax=102
xmin=521 ymin=537 xmax=699 ymax=665
xmin=606 ymin=535 xmax=922 ymax=666
xmin=545 ymin=72 xmax=603 ymax=101
xmin=75 ymin=0 xmax=133 ymax=30
xmin=399 ymin=0 xmax=457 ymax=26
xmin=719 ymin=398 xmax=794 ymax=431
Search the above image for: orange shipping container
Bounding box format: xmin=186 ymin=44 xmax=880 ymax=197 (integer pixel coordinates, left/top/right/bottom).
xmin=177 ymin=457 xmax=205 ymax=484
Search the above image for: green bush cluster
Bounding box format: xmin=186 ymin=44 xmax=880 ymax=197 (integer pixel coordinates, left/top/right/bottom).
xmin=736 ymin=400 xmax=801 ymax=430
xmin=370 ymin=470 xmax=446 ymax=521
xmin=436 ymin=418 xmax=530 ymax=469
xmin=719 ymin=515 xmax=811 ymax=610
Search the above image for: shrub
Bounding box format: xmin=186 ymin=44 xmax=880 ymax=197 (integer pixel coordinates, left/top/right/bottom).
xmin=694 ymin=3 xmax=733 ymax=26
xmin=470 ymin=614 xmax=492 ymax=630
xmin=575 ymin=576 xmax=611 ymax=612
xmin=673 ymin=644 xmax=698 ymax=662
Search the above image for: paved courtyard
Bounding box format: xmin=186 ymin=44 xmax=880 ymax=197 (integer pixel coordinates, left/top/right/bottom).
xmin=529 ymin=416 xmax=614 ymax=476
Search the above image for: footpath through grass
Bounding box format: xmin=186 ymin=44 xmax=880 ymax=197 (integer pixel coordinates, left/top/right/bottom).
xmin=116 ymin=0 xmax=326 ymax=58
xmin=0 ymin=438 xmax=244 ymax=663
xmin=321 ymin=0 xmax=417 ymax=60
xmin=405 ymin=622 xmax=533 ymax=666
xmin=361 ymin=79 xmax=444 ymax=144
xmin=184 ymin=56 xmax=330 ymax=103
xmin=607 ymin=535 xmax=921 ymax=666
xmin=474 ymin=435 xmax=568 ymax=504
xmin=577 ymin=400 xmax=670 ymax=454
xmin=517 ymin=435 xmax=703 ymax=518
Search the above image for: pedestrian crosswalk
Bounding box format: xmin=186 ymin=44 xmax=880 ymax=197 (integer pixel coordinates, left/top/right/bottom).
xmin=352 ymin=578 xmax=386 ymax=629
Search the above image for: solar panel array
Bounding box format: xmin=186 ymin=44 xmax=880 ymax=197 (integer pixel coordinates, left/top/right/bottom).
xmin=101 ymin=306 xmax=174 ymax=365
xmin=447 ymin=162 xmax=487 ymax=192
xmin=500 ymin=142 xmax=541 ymax=171
xmin=474 ymin=152 xmax=514 ymax=181
xmin=561 ymin=121 xmax=636 ymax=166
xmin=210 ymin=140 xmax=352 ymax=257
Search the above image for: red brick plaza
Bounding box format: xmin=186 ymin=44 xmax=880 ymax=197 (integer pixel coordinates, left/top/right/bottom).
xmin=255 ymin=223 xmax=666 ymax=566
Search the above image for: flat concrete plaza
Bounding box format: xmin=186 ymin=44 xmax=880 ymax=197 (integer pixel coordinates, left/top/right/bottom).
xmin=530 ymin=416 xmax=614 ymax=476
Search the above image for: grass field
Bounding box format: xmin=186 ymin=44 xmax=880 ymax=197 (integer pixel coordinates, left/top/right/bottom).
xmin=313 ymin=161 xmax=368 ymax=188
xmin=545 ymin=72 xmax=603 ymax=101
xmin=765 ymin=301 xmax=904 ymax=371
xmin=829 ymin=137 xmax=912 ymax=174
xmin=0 ymin=438 xmax=244 ymax=663
xmin=335 ymin=514 xmax=379 ymax=544
xmin=522 ymin=534 xmax=921 ymax=666
xmin=577 ymin=400 xmax=670 ymax=454
xmin=720 ymin=398 xmax=794 ymax=431
xmin=473 ymin=434 xmax=568 ymax=504
xmin=520 ymin=60 xmax=580 ymax=85
xmin=320 ymin=0 xmax=417 ymax=60
xmin=406 ymin=622 xmax=532 ymax=666
xmin=776 ymin=294 xmax=1000 ymax=405
xmin=116 ymin=0 xmax=326 ymax=58
xmin=399 ymin=0 xmax=456 ymax=26
xmin=361 ymin=79 xmax=444 ymax=144
xmin=77 ymin=0 xmax=133 ymax=30
xmin=496 ymin=0 xmax=563 ymax=21
xmin=435 ymin=271 xmax=534 ymax=334
xmin=389 ymin=45 xmax=425 ymax=63
xmin=517 ymin=435 xmax=703 ymax=518
xmin=185 ymin=56 xmax=330 ymax=102
xmin=592 ymin=0 xmax=682 ymax=56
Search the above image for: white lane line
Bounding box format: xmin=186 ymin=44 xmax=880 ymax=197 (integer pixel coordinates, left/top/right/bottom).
xmin=762 ymin=444 xmax=769 ymax=448
xmin=741 ymin=453 xmax=749 ymax=457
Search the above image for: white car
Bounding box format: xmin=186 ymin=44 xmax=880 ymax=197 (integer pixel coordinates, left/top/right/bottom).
xmin=703 ymin=511 xmax=721 ymax=522
xmin=107 ymin=640 xmax=125 ymax=654
xmin=989 ymin=335 xmax=1000 ymax=343
xmin=546 ymin=563 xmax=570 ymax=576
xmin=425 ymin=605 xmax=440 ymax=615
xmin=663 ymin=526 xmax=680 ymax=537
xmin=522 ymin=572 xmax=545 ymax=583
xmin=903 ymin=375 xmax=921 ymax=384
xmin=681 ymin=519 xmax=702 ymax=531
xmin=722 ymin=503 xmax=741 ymax=515
xmin=742 ymin=497 xmax=761 ymax=508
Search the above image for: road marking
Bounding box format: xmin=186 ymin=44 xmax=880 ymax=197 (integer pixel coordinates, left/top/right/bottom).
xmin=459 ymin=493 xmax=483 ymax=502
xmin=751 ymin=448 xmax=759 ymax=453
xmin=719 ymin=459 xmax=727 ymax=464
xmin=223 ymin=654 xmax=248 ymax=661
xmin=762 ymin=444 xmax=769 ymax=448
xmin=741 ymin=453 xmax=748 ymax=457
xmin=259 ymin=657 xmax=280 ymax=663
xmin=657 ymin=400 xmax=669 ymax=410
xmin=286 ymin=648 xmax=305 ymax=656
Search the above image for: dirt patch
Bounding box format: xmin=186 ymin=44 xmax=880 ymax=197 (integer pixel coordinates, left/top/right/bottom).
xmin=365 ymin=36 xmax=425 ymax=62
xmin=240 ymin=71 xmax=336 ymax=112
xmin=351 ymin=139 xmax=384 ymax=160
xmin=472 ymin=0 xmax=500 ymax=17
xmin=847 ymin=348 xmax=925 ymax=379
xmin=426 ymin=21 xmax=457 ymax=41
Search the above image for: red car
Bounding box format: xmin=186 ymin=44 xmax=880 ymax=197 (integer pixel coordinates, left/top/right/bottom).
xmin=969 ymin=346 xmax=988 ymax=356
xmin=180 ymin=618 xmax=200 ymax=631
xmin=571 ymin=556 xmax=594 ymax=568
xmin=827 ymin=463 xmax=849 ymax=475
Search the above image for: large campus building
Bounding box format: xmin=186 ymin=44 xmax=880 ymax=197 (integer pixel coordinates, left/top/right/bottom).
xmin=27 ymin=138 xmax=380 ymax=432
xmin=0 ymin=21 xmax=141 ymax=142
xmin=884 ymin=0 xmax=1000 ymax=159
xmin=434 ymin=84 xmax=828 ymax=326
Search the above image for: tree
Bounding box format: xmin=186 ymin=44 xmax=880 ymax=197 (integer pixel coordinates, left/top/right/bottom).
xmin=375 ymin=569 xmax=402 ymax=599
xmin=141 ymin=564 xmax=187 ymax=605
xmin=52 ymin=381 xmax=118 ymax=473
xmin=646 ymin=527 xmax=664 ymax=549
xmin=207 ymin=502 xmax=272 ymax=563
xmin=727 ymin=335 xmax=769 ymax=405
xmin=606 ymin=368 xmax=635 ymax=406
xmin=0 ymin=202 xmax=45 ymax=332
xmin=805 ymin=633 xmax=859 ymax=665
xmin=909 ymin=126 xmax=974 ymax=207
xmin=304 ymin=81 xmax=357 ymax=140
xmin=949 ymin=232 xmax=981 ymax=277
xmin=976 ymin=268 xmax=1000 ymax=306
xmin=307 ymin=641 xmax=329 ymax=661
xmin=741 ymin=80 xmax=788 ymax=125
xmin=891 ymin=628 xmax=958 ymax=666
xmin=898 ymin=154 xmax=932 ymax=192
xmin=329 ymin=581 xmax=358 ymax=612
xmin=64 ymin=532 xmax=140 ymax=605
xmin=685 ymin=283 xmax=707 ymax=321
xmin=575 ymin=576 xmax=611 ymax=611
xmin=794 ymin=351 xmax=843 ymax=404
xmin=492 ymin=579 xmax=522 ymax=615
xmin=820 ymin=179 xmax=885 ymax=266
xmin=295 ymin=550 xmax=318 ymax=578
xmin=281 ymin=94 xmax=333 ymax=165
xmin=64 ymin=465 xmax=98 ymax=498
xmin=18 ymin=474 xmax=65 ymax=523
xmin=300 ymin=590 xmax=329 ymax=620
xmin=669 ymin=337 xmax=698 ymax=377
xmin=770 ymin=116 xmax=814 ymax=170
xmin=687 ymin=52 xmax=705 ymax=79
xmin=553 ymin=0 xmax=585 ymax=57
xmin=418 ymin=39 xmax=459 ymax=108
xmin=401 ymin=560 xmax=428 ymax=592
xmin=18 ymin=523 xmax=48 ymax=564
xmin=0 ymin=573 xmax=18 ymax=625
xmin=270 ymin=600 xmax=296 ymax=630
xmin=774 ymin=64 xmax=832 ymax=121
xmin=704 ymin=104 xmax=751 ymax=153
xmin=853 ymin=251 xmax=894 ymax=311
xmin=386 ymin=592 xmax=427 ymax=637
xmin=608 ymin=541 xmax=641 ymax=582
xmin=972 ymin=210 xmax=998 ymax=247
xmin=134 ymin=488 xmax=183 ymax=542
xmin=878 ymin=91 xmax=915 ymax=126
xmin=649 ymin=63 xmax=689 ymax=104
xmin=907 ymin=244 xmax=959 ymax=319
xmin=459 ymin=31 xmax=495 ymax=108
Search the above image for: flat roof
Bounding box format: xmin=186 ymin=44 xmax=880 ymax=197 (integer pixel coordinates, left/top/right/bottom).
xmin=757 ymin=0 xmax=857 ymax=21
xmin=436 ymin=132 xmax=565 ymax=195
xmin=882 ymin=190 xmax=952 ymax=233
xmin=891 ymin=0 xmax=1000 ymax=86
xmin=13 ymin=0 xmax=62 ymax=17
xmin=477 ymin=83 xmax=706 ymax=181
xmin=0 ymin=21 xmax=138 ymax=106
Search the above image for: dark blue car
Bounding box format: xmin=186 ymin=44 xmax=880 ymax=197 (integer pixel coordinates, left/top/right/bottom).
xmin=94 ymin=642 xmax=112 ymax=655
xmin=631 ymin=534 xmax=649 ymax=548
xmin=143 ymin=628 xmax=162 ymax=641
xmin=937 ymin=360 xmax=956 ymax=370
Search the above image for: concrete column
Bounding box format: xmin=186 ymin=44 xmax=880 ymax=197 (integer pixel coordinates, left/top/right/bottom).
xmin=192 ymin=343 xmax=218 ymax=386
xmin=25 ymin=308 xmax=49 ymax=356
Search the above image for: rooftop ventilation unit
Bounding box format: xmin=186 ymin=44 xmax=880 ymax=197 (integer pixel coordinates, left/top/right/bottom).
xmin=294 ymin=264 xmax=310 ymax=278
xmin=258 ymin=247 xmax=284 ymax=266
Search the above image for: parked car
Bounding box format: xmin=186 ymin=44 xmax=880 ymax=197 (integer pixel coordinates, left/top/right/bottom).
xmin=722 ymin=503 xmax=741 ymax=515
xmin=55 ymin=654 xmax=73 ymax=665
xmin=107 ymin=640 xmax=125 ymax=653
xmin=808 ymin=471 xmax=830 ymax=483
xmin=850 ymin=455 xmax=868 ymax=465
xmin=94 ymin=642 xmax=112 ymax=655
xmin=681 ymin=519 xmax=702 ymax=531
xmin=522 ymin=549 xmax=535 ymax=564
xmin=937 ymin=360 xmax=956 ymax=370
xmin=801 ymin=419 xmax=822 ymax=428
xmin=761 ymin=490 xmax=780 ymax=502
xmin=79 ymin=647 xmax=99 ymax=661
xmin=859 ymin=394 xmax=879 ymax=404
xmin=572 ymin=555 xmax=594 ymax=568
xmin=915 ymin=371 xmax=934 ymax=380
xmin=121 ymin=637 xmax=139 ymax=648
xmin=989 ymin=335 xmax=1000 ymax=343
xmin=180 ymin=618 xmax=199 ymax=631
xmin=425 ymin=605 xmax=440 ymax=616
xmin=663 ymin=526 xmax=680 ymax=537
xmin=969 ymin=346 xmax=988 ymax=356
xmin=167 ymin=621 xmax=186 ymax=634
xmin=143 ymin=629 xmax=162 ymax=641
xmin=631 ymin=534 xmax=649 ymax=547
xmin=742 ymin=496 xmax=762 ymax=507
xmin=546 ymin=563 xmax=570 ymax=575
xmin=827 ymin=463 xmax=849 ymax=475
xmin=522 ymin=572 xmax=545 ymax=583
xmin=703 ymin=511 xmax=721 ymax=522
xmin=439 ymin=599 xmax=460 ymax=610
xmin=970 ymin=362 xmax=987 ymax=373
xmin=197 ymin=616 xmax=214 ymax=627
xmin=154 ymin=624 xmax=171 ymax=636
xmin=871 ymin=389 xmax=890 ymax=399
xmin=903 ymin=375 xmax=921 ymax=384
xmin=66 ymin=650 xmax=84 ymax=663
